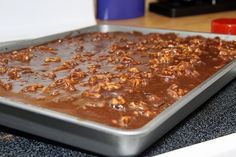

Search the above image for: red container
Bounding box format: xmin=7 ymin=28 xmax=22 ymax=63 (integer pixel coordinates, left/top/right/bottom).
xmin=211 ymin=18 xmax=236 ymax=35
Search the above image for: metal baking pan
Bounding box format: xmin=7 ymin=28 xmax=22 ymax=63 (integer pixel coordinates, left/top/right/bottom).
xmin=0 ymin=25 xmax=235 ymax=156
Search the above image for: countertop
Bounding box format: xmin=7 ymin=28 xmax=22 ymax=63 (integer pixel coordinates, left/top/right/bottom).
xmin=1 ymin=10 xmax=236 ymax=157
xmin=99 ymin=10 xmax=236 ymax=32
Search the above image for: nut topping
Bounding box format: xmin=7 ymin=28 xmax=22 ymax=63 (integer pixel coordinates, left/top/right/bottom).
xmin=128 ymin=67 xmax=140 ymax=73
xmin=111 ymin=96 xmax=126 ymax=105
xmin=119 ymin=116 xmax=131 ymax=127
xmin=44 ymin=56 xmax=61 ymax=63
xmin=21 ymin=84 xmax=44 ymax=93
xmin=0 ymin=31 xmax=235 ymax=129
xmin=0 ymin=79 xmax=12 ymax=91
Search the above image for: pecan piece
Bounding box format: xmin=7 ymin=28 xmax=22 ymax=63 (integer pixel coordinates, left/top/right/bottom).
xmin=82 ymin=91 xmax=102 ymax=99
xmin=44 ymin=56 xmax=61 ymax=63
xmin=0 ymin=66 xmax=8 ymax=74
xmin=119 ymin=116 xmax=131 ymax=127
xmin=88 ymin=76 xmax=98 ymax=85
xmin=8 ymin=68 xmax=20 ymax=79
xmin=129 ymin=78 xmax=142 ymax=87
xmin=103 ymin=82 xmax=121 ymax=91
xmin=69 ymin=69 xmax=86 ymax=81
xmin=21 ymin=84 xmax=44 ymax=93
xmin=0 ymin=80 xmax=12 ymax=91
xmin=111 ymin=96 xmax=126 ymax=105
xmin=128 ymin=67 xmax=140 ymax=73
xmin=38 ymin=46 xmax=57 ymax=54
xmin=167 ymin=84 xmax=188 ymax=99
xmin=44 ymin=72 xmax=57 ymax=80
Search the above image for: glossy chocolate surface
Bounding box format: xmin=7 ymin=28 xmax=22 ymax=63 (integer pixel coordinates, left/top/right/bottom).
xmin=0 ymin=32 xmax=235 ymax=129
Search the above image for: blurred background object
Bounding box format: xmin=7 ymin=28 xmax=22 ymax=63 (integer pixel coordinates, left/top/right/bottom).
xmin=211 ymin=18 xmax=236 ymax=35
xmin=97 ymin=0 xmax=145 ymax=20
xmin=149 ymin=0 xmax=236 ymax=17
xmin=0 ymin=0 xmax=96 ymax=42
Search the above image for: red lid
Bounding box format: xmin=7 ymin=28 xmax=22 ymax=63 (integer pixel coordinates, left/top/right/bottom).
xmin=211 ymin=18 xmax=236 ymax=35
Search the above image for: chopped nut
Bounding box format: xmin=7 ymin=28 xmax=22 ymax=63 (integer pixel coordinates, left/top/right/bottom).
xmin=48 ymin=78 xmax=77 ymax=91
xmin=84 ymin=101 xmax=106 ymax=108
xmin=88 ymin=76 xmax=98 ymax=85
xmin=0 ymin=58 xmax=8 ymax=65
xmin=50 ymin=90 xmax=60 ymax=96
xmin=111 ymin=98 xmax=119 ymax=105
xmin=117 ymin=96 xmax=126 ymax=105
xmin=63 ymin=60 xmax=78 ymax=69
xmin=10 ymin=51 xmax=32 ymax=62
xmin=149 ymin=58 xmax=159 ymax=65
xmin=114 ymin=64 xmax=125 ymax=71
xmin=97 ymin=101 xmax=106 ymax=107
xmin=90 ymin=83 xmax=104 ymax=93
xmin=111 ymin=120 xmax=118 ymax=125
xmin=52 ymin=95 xmax=77 ymax=103
xmin=64 ymin=78 xmax=77 ymax=91
xmin=0 ymin=80 xmax=12 ymax=91
xmin=54 ymin=60 xmax=78 ymax=71
xmin=0 ymin=66 xmax=8 ymax=74
xmin=19 ymin=67 xmax=33 ymax=74
xmin=167 ymin=84 xmax=188 ymax=99
xmin=38 ymin=46 xmax=57 ymax=54
xmin=36 ymin=95 xmax=46 ymax=100
xmin=69 ymin=69 xmax=86 ymax=81
xmin=144 ymin=111 xmax=153 ymax=117
xmin=128 ymin=101 xmax=148 ymax=111
xmin=159 ymin=53 xmax=173 ymax=63
xmin=44 ymin=72 xmax=57 ymax=80
xmin=88 ymin=65 xmax=97 ymax=73
xmin=72 ymin=54 xmax=82 ymax=60
xmin=111 ymin=96 xmax=126 ymax=105
xmin=103 ymin=82 xmax=121 ymax=91
xmin=145 ymin=93 xmax=159 ymax=102
xmin=8 ymin=68 xmax=20 ymax=79
xmin=119 ymin=116 xmax=131 ymax=127
xmin=129 ymin=78 xmax=142 ymax=87
xmin=44 ymin=56 xmax=61 ymax=63
xmin=107 ymin=56 xmax=114 ymax=62
xmin=219 ymin=50 xmax=227 ymax=56
xmin=82 ymin=91 xmax=102 ymax=99
xmin=128 ymin=89 xmax=134 ymax=93
xmin=119 ymin=74 xmax=128 ymax=83
xmin=120 ymin=56 xmax=136 ymax=64
xmin=21 ymin=84 xmax=44 ymax=93
xmin=41 ymin=86 xmax=49 ymax=93
xmin=162 ymin=61 xmax=199 ymax=78
xmin=143 ymin=72 xmax=153 ymax=79
xmin=141 ymin=79 xmax=148 ymax=86
xmin=128 ymin=67 xmax=139 ymax=73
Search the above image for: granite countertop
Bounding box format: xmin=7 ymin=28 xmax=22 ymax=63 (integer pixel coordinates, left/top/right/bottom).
xmin=0 ymin=79 xmax=235 ymax=157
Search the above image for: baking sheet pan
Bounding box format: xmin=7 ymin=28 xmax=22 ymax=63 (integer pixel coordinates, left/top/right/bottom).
xmin=0 ymin=25 xmax=235 ymax=156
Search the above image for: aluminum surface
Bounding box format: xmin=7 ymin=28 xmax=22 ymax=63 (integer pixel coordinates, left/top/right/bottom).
xmin=0 ymin=25 xmax=235 ymax=156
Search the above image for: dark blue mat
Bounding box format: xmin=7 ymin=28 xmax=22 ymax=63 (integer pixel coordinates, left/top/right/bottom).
xmin=0 ymin=79 xmax=235 ymax=157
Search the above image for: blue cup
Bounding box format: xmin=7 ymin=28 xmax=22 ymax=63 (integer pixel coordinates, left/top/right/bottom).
xmin=97 ymin=0 xmax=145 ymax=20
